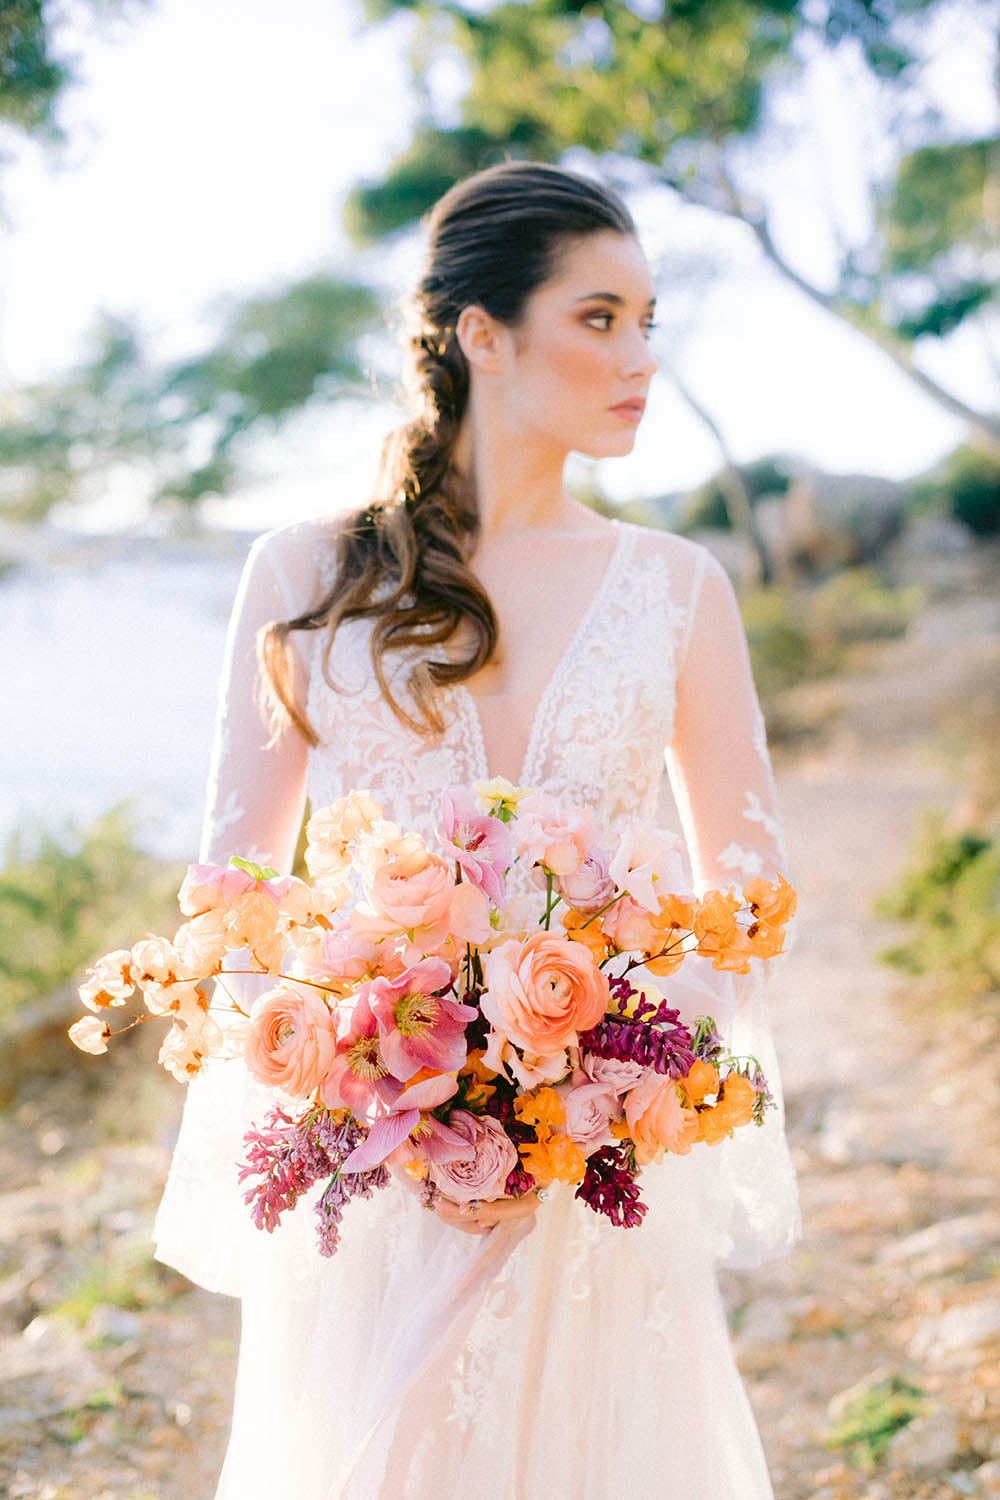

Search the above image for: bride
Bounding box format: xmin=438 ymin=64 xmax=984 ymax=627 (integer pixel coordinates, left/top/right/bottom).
xmin=154 ymin=159 xmax=800 ymax=1498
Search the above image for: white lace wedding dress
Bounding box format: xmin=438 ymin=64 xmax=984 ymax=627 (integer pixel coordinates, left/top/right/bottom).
xmin=154 ymin=516 xmax=800 ymax=1500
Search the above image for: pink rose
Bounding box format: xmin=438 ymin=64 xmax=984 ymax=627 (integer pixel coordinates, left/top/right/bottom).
xmin=555 ymin=1076 xmax=617 ymax=1156
xmin=481 ymin=932 xmax=609 ymax=1056
xmin=428 ymin=1110 xmax=520 ymax=1203
xmin=557 ymin=847 xmax=615 ymax=914
xmin=244 ymin=982 xmax=338 ymax=1100
xmin=515 ymin=793 xmax=593 ymax=877
xmin=625 ymin=1072 xmax=699 ymax=1163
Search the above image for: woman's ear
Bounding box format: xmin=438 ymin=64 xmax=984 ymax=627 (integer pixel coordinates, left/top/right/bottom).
xmin=455 ymin=304 xmax=507 ymax=374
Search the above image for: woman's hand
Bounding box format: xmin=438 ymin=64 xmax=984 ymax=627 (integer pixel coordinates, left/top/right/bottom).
xmin=391 ymin=1163 xmax=544 ymax=1236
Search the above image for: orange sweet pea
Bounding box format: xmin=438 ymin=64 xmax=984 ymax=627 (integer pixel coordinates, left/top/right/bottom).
xmin=743 ymin=873 xmax=797 ymax=928
xmin=561 ymin=907 xmax=611 ymax=963
xmin=717 ymin=1072 xmax=756 ymax=1129
xmin=682 ymin=1059 xmax=720 ymax=1107
xmin=518 ymin=1132 xmax=587 ymax=1185
xmin=746 ymin=922 xmax=786 ymax=960
xmin=693 ymin=890 xmax=754 ymax=973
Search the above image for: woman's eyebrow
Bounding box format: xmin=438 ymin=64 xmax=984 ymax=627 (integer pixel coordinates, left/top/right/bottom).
xmin=573 ymin=291 xmax=657 ymax=309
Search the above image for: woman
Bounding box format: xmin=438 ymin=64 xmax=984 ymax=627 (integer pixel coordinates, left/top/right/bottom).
xmin=154 ymin=160 xmax=799 ymax=1498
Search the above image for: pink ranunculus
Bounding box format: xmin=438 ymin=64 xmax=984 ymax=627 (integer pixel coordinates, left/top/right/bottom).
xmin=600 ymin=894 xmax=664 ymax=954
xmin=625 ymin=1072 xmax=699 ymax=1163
xmin=555 ymin=1075 xmax=618 ymax=1157
xmin=438 ymin=786 xmax=513 ymax=906
xmin=608 ymin=821 xmax=693 ymax=913
xmin=481 ymin=932 xmax=609 ymax=1056
xmin=367 ymin=845 xmax=454 ymax=941
xmin=514 ymin=793 xmax=593 ymax=878
xmin=78 ymin=950 xmax=136 ymax=1011
xmin=366 ymin=957 xmax=476 ymax=1082
xmin=244 ymin=982 xmax=338 ymax=1101
xmin=427 ymin=1110 xmax=520 ymax=1204
xmin=557 ymin=847 xmax=615 ymax=915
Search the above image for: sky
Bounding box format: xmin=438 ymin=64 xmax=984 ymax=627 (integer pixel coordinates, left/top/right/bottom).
xmin=1 ymin=0 xmax=998 ymax=531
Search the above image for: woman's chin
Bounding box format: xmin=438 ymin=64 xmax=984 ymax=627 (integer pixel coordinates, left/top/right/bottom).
xmin=574 ymin=432 xmax=640 ymax=461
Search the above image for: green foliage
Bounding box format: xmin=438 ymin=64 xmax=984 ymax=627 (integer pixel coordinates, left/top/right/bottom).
xmin=0 ymin=274 xmax=382 ymax=518
xmin=677 ymin=456 xmax=794 ymax=534
xmin=824 ymin=1373 xmax=927 ymax=1468
xmin=874 ymin=812 xmax=1000 ymax=998
xmin=0 ymin=807 xmax=182 ymax=1025
xmin=740 ymin=585 xmax=820 ymax=697
xmin=804 ymin=567 xmax=920 ymax=650
xmin=906 ymin=444 xmax=1000 ymax=537
xmin=55 ymin=1238 xmax=169 ymax=1326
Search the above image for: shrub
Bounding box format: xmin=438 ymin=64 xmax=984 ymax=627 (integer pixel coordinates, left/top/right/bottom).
xmin=804 ymin=567 xmax=921 ymax=650
xmin=874 ymin=811 xmax=1000 ymax=998
xmin=740 ymin=585 xmax=827 ymax=697
xmin=824 ymin=1373 xmax=927 ymax=1468
xmin=0 ymin=807 xmax=183 ymax=1026
xmin=906 ymin=443 xmax=1000 ymax=536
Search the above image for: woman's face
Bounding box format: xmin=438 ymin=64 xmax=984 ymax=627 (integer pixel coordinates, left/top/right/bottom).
xmin=499 ymin=229 xmax=659 ymax=459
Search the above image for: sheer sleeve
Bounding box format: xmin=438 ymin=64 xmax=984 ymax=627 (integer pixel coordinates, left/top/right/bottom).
xmin=660 ymin=547 xmax=801 ymax=1268
xmin=153 ymin=525 xmax=322 ymax=1297
xmin=666 ymin=551 xmax=788 ymax=897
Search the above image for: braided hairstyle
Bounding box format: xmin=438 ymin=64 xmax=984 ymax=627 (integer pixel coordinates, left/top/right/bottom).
xmin=261 ymin=160 xmax=636 ymax=740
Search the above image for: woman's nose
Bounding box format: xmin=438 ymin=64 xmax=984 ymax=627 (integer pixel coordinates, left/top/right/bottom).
xmin=622 ymin=330 xmax=658 ymax=379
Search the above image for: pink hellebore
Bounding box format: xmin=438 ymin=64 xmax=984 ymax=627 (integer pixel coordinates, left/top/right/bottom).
xmin=438 ymin=787 xmax=513 ymax=907
xmin=366 ymin=957 xmax=477 ymax=1082
xmin=339 ymin=1069 xmax=460 ymax=1174
xmin=320 ymin=989 xmax=396 ymax=1118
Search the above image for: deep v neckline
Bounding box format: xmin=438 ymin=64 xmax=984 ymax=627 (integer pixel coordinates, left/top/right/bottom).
xmin=452 ymin=520 xmax=630 ymax=786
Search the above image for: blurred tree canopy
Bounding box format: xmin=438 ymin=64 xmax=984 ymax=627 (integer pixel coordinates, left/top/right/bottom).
xmin=0 ymin=276 xmax=381 ymax=519
xmin=0 ymin=0 xmax=150 ymax=156
xmin=347 ymin=0 xmax=1000 ymax=449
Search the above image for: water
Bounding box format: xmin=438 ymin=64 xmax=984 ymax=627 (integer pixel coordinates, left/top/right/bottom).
xmin=0 ymin=532 xmax=253 ymax=859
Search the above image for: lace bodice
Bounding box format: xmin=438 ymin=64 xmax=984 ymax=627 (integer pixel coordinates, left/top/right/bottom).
xmin=199 ymin=516 xmax=786 ymax=897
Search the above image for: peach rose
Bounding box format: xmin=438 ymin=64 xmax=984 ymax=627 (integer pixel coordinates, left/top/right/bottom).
xmin=600 ymin=894 xmax=663 ymax=954
xmin=368 ymin=846 xmax=454 ymax=936
xmin=481 ymin=932 xmax=609 ymax=1056
xmin=625 ymin=1073 xmax=699 ymax=1164
xmin=244 ymin=983 xmax=338 ymax=1100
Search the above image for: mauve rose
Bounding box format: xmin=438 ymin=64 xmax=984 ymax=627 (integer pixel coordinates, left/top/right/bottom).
xmin=482 ymin=932 xmax=609 ymax=1056
xmin=556 ymin=1077 xmax=617 ymax=1156
xmin=428 ymin=1110 xmax=519 ymax=1203
xmin=244 ymin=983 xmax=338 ymax=1100
xmin=557 ymin=848 xmax=615 ymax=914
xmin=582 ymin=1052 xmax=647 ymax=1096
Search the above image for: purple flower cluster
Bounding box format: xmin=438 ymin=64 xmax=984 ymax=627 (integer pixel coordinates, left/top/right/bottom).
xmin=574 ymin=1143 xmax=647 ymax=1228
xmin=578 ymin=1009 xmax=696 ymax=1079
xmin=691 ymin=1014 xmax=724 ymax=1063
xmin=239 ymin=1105 xmax=389 ymax=1251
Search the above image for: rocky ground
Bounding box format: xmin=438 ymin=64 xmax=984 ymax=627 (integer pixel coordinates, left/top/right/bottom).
xmin=1 ymin=555 xmax=998 ymax=1500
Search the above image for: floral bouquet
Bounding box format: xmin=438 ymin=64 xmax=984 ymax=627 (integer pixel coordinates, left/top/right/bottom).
xmin=69 ymin=779 xmax=796 ymax=1255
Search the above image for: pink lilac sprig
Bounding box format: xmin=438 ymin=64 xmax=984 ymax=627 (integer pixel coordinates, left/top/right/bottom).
xmin=238 ymin=1106 xmax=389 ymax=1241
xmin=314 ymin=1128 xmax=390 ymax=1258
xmin=574 ymin=1142 xmax=647 ymax=1228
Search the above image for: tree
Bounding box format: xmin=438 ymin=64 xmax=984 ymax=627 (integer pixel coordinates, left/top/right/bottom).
xmin=346 ymin=0 xmax=1000 ymax=451
xmin=0 ymin=275 xmax=382 ymax=519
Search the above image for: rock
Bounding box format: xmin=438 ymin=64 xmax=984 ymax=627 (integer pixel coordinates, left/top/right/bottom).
xmin=877 ymin=1212 xmax=1000 ymax=1278
xmin=885 ymin=1405 xmax=962 ymax=1471
xmin=974 ymin=1460 xmax=1000 ymax=1497
xmin=908 ymin=1299 xmax=1000 ymax=1366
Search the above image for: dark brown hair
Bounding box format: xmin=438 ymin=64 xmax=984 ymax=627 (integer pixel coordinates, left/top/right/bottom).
xmin=261 ymin=160 xmax=636 ymax=741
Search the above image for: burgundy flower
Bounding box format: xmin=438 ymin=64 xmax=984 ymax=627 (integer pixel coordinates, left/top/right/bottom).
xmin=574 ymin=1142 xmax=648 ymax=1228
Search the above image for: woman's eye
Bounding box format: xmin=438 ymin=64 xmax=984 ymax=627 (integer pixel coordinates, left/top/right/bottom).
xmin=585 ymin=312 xmax=614 ymax=331
xmin=642 ymin=320 xmax=659 ymax=340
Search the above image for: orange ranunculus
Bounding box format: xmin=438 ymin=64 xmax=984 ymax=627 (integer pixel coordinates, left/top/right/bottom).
xmin=482 ymin=933 xmax=609 ymax=1055
xmin=244 ymin=982 xmax=338 ymax=1100
xmin=743 ymin=873 xmax=797 ymax=928
xmin=682 ymin=1059 xmax=720 ymax=1107
xmin=625 ymin=1073 xmax=699 ymax=1163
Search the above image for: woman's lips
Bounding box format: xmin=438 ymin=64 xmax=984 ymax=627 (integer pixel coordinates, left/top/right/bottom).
xmin=610 ymin=398 xmax=646 ymax=425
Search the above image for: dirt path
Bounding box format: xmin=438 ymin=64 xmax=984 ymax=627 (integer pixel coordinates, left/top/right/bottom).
xmin=2 ymin=585 xmax=999 ymax=1499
